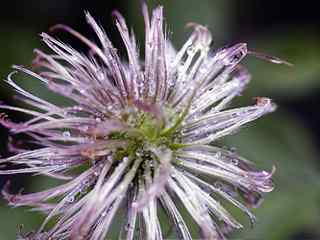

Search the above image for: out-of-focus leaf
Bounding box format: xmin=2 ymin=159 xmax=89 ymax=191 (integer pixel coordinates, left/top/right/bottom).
xmin=0 ymin=28 xmax=38 ymax=87
xmin=0 ymin=175 xmax=62 ymax=238
xmin=245 ymin=29 xmax=320 ymax=98
xmin=223 ymin=110 xmax=320 ymax=239
xmin=236 ymin=190 xmax=320 ymax=240
xmin=0 ymin=28 xmax=38 ymax=66
xmin=0 ymin=28 xmax=73 ymax=108
xmin=0 ymin=28 xmax=42 ymax=239
xmin=0 ymin=201 xmax=43 ymax=239
xmin=0 ymin=28 xmax=37 ymax=101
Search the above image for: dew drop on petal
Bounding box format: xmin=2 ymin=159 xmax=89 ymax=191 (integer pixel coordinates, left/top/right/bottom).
xmin=101 ymin=210 xmax=107 ymax=217
xmin=214 ymin=152 xmax=221 ymax=159
xmin=178 ymin=64 xmax=185 ymax=74
xmin=62 ymin=131 xmax=71 ymax=137
xmin=231 ymin=158 xmax=238 ymax=166
xmin=187 ymin=45 xmax=196 ymax=55
xmin=67 ymin=195 xmax=75 ymax=203
xmin=81 ymin=126 xmax=89 ymax=132
xmin=214 ymin=181 xmax=223 ymax=189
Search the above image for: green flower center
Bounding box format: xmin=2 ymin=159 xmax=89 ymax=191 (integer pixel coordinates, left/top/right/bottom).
xmin=108 ymin=102 xmax=184 ymax=162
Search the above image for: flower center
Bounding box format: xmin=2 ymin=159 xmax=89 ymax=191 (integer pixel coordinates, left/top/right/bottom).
xmin=105 ymin=101 xmax=182 ymax=164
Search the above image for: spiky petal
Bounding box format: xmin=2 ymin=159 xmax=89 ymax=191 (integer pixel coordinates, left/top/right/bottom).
xmin=0 ymin=4 xmax=284 ymax=240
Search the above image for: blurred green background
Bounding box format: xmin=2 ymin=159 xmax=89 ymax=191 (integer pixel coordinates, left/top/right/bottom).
xmin=0 ymin=0 xmax=320 ymax=239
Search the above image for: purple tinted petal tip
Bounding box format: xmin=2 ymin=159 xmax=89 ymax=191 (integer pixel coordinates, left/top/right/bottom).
xmin=217 ymin=43 xmax=247 ymax=67
xmin=254 ymin=97 xmax=277 ymax=112
xmin=1 ymin=180 xmax=17 ymax=204
xmin=0 ymin=113 xmax=24 ymax=131
xmin=49 ymin=24 xmax=72 ymax=33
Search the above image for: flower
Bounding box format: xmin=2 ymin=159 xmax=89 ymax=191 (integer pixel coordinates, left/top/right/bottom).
xmin=0 ymin=4 xmax=286 ymax=240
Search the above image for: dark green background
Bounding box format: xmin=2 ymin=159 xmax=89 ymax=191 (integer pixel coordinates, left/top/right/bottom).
xmin=0 ymin=0 xmax=319 ymax=239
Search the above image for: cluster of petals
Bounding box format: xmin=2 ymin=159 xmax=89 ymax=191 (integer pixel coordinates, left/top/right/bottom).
xmin=0 ymin=4 xmax=285 ymax=240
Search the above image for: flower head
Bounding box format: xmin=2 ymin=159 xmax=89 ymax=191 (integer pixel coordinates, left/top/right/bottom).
xmin=0 ymin=4 xmax=285 ymax=240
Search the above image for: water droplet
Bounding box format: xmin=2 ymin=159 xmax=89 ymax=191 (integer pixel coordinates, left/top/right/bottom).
xmin=199 ymin=66 xmax=207 ymax=74
xmin=230 ymin=147 xmax=237 ymax=153
xmin=214 ymin=152 xmax=221 ymax=159
xmin=214 ymin=181 xmax=223 ymax=189
xmin=101 ymin=210 xmax=107 ymax=217
xmin=67 ymin=195 xmax=75 ymax=203
xmin=62 ymin=131 xmax=71 ymax=137
xmin=73 ymin=106 xmax=83 ymax=111
xmin=80 ymin=181 xmax=90 ymax=193
xmin=222 ymin=46 xmax=247 ymax=67
xmin=178 ymin=64 xmax=185 ymax=74
xmin=187 ymin=46 xmax=196 ymax=55
xmin=149 ymin=161 xmax=154 ymax=168
xmin=97 ymin=70 xmax=104 ymax=80
xmin=80 ymin=126 xmax=89 ymax=132
xmin=231 ymin=158 xmax=238 ymax=165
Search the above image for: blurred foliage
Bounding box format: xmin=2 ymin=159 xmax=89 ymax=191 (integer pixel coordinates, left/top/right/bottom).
xmin=130 ymin=0 xmax=232 ymax=45
xmin=224 ymin=111 xmax=320 ymax=239
xmin=0 ymin=0 xmax=319 ymax=239
xmin=246 ymin=28 xmax=320 ymax=98
xmin=0 ymin=28 xmax=38 ymax=99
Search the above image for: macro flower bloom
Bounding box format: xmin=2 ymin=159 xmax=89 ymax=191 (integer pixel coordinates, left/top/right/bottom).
xmin=0 ymin=4 xmax=288 ymax=240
